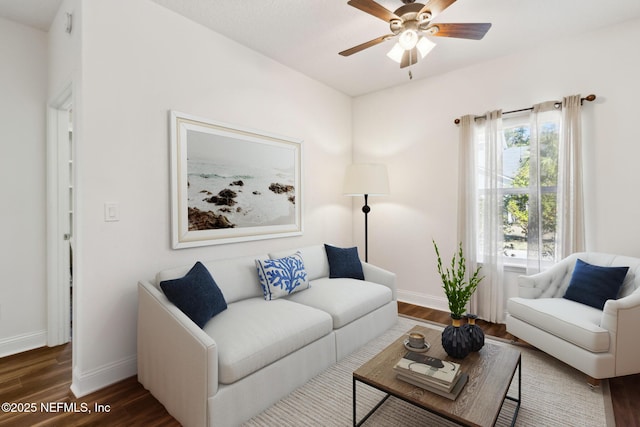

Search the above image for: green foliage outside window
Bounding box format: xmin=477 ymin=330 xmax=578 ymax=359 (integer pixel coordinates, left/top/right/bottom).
xmin=502 ymin=122 xmax=558 ymax=259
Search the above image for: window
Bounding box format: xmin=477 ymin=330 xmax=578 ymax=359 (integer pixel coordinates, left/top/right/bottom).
xmin=476 ymin=111 xmax=561 ymax=264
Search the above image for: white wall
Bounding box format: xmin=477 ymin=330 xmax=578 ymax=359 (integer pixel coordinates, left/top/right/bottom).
xmin=353 ymin=17 xmax=640 ymax=311
xmin=0 ymin=17 xmax=48 ymax=356
xmin=66 ymin=0 xmax=353 ymax=395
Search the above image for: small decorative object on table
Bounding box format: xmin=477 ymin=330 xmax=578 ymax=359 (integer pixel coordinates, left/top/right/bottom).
xmin=404 ymin=331 xmax=431 ymax=352
xmin=463 ymin=313 xmax=485 ymax=352
xmin=433 ymin=240 xmax=483 ymax=359
xmin=440 ymin=316 xmax=470 ymax=359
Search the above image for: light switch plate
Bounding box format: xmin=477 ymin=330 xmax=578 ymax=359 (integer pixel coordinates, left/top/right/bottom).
xmin=104 ymin=202 xmax=119 ymax=222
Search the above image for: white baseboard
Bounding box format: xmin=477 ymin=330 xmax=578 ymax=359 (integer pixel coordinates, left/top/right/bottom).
xmin=397 ymin=290 xmax=449 ymax=312
xmin=398 ymin=291 xmax=511 ymax=323
xmin=0 ymin=330 xmax=47 ymax=358
xmin=70 ymin=354 xmax=137 ymax=398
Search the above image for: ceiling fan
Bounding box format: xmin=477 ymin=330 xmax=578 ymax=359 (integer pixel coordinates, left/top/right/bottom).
xmin=339 ymin=0 xmax=491 ymax=68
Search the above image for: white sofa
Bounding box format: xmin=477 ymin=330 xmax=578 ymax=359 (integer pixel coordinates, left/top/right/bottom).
xmin=137 ymin=244 xmax=397 ymax=427
xmin=506 ymin=252 xmax=640 ymax=380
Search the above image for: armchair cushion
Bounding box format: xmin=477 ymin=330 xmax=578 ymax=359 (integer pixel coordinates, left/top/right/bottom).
xmin=563 ymin=259 xmax=629 ymax=310
xmin=507 ymin=297 xmax=609 ymax=352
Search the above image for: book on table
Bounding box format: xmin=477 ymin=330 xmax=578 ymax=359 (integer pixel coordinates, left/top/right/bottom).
xmin=393 ymin=352 xmax=462 ymax=388
xmin=396 ymin=371 xmax=469 ymax=400
xmin=393 ymin=351 xmax=467 ymax=398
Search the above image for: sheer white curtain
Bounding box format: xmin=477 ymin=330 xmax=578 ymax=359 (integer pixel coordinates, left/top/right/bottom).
xmin=457 ymin=115 xmax=479 ymax=314
xmin=526 ymin=96 xmax=585 ymax=273
xmin=557 ymin=95 xmax=586 ymax=258
xmin=526 ymin=101 xmax=559 ymax=274
xmin=459 ymin=111 xmax=505 ymax=322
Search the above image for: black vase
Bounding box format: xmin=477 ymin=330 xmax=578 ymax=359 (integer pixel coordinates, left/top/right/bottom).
xmin=463 ymin=314 xmax=485 ymax=352
xmin=441 ymin=316 xmax=471 ymax=359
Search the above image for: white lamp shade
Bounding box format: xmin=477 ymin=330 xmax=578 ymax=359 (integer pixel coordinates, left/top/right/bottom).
xmin=387 ymin=36 xmax=436 ymax=64
xmin=416 ymin=36 xmax=436 ymax=58
xmin=343 ymin=164 xmax=390 ymax=196
xmin=386 ymin=42 xmax=404 ymax=63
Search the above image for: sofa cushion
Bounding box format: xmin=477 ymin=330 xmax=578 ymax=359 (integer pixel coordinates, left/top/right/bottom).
xmin=324 ymin=244 xmax=364 ymax=280
xmin=256 ymin=252 xmax=310 ymax=300
xmin=563 ymin=259 xmax=629 ymax=310
xmin=507 ymin=297 xmax=609 ymax=352
xmin=203 ymin=298 xmax=333 ymax=384
xmin=157 ymin=255 xmax=266 ymax=304
xmin=159 ymin=261 xmax=227 ymax=328
xmin=269 ymin=245 xmax=330 ymax=281
xmin=285 ymin=277 xmax=392 ymax=329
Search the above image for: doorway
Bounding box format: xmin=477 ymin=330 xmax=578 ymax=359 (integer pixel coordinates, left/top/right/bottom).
xmin=47 ymin=86 xmax=74 ymax=346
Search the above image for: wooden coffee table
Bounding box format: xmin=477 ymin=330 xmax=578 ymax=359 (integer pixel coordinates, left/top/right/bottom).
xmin=353 ymin=325 xmax=521 ymax=426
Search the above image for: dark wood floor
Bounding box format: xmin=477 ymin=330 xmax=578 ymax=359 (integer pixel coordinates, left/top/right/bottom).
xmin=0 ymin=343 xmax=178 ymax=426
xmin=0 ymin=302 xmax=637 ymax=426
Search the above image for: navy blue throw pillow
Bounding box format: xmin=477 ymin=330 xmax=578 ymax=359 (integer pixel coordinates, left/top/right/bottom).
xmin=324 ymin=244 xmax=365 ymax=280
xmin=563 ymin=259 xmax=629 ymax=310
xmin=160 ymin=261 xmax=227 ymax=328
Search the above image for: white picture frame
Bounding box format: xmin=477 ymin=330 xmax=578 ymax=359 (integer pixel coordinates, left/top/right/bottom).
xmin=170 ymin=111 xmax=303 ymax=248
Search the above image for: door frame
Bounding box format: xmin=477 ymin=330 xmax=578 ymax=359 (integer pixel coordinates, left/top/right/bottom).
xmin=46 ymin=84 xmax=74 ymax=346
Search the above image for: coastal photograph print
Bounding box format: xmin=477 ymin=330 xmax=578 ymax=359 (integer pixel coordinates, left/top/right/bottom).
xmin=170 ymin=111 xmax=302 ymax=248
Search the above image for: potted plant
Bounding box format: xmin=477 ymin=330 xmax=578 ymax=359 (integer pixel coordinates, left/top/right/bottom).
xmin=432 ymin=239 xmax=483 ymax=358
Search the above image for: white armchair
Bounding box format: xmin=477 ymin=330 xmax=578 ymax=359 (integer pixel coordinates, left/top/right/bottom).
xmin=506 ymin=252 xmax=640 ymax=380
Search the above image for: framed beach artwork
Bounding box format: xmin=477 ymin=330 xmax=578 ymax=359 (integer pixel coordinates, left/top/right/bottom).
xmin=170 ymin=111 xmax=302 ymax=248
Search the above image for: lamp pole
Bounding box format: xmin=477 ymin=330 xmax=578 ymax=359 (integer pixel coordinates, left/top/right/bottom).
xmin=343 ymin=163 xmax=389 ymax=264
xmin=362 ymin=194 xmax=370 ymax=262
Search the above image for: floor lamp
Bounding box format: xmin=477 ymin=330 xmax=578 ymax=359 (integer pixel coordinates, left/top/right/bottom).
xmin=343 ymin=164 xmax=390 ymax=262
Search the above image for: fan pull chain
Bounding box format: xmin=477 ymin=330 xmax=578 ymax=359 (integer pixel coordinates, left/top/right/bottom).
xmin=408 ymin=48 xmax=413 ymax=80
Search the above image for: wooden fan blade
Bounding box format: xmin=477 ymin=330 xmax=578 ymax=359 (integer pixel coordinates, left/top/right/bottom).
xmin=418 ymin=0 xmax=457 ymax=21
xmin=339 ymin=34 xmax=394 ymax=56
xmin=400 ymin=48 xmax=418 ymax=69
xmin=428 ymin=23 xmax=492 ymax=40
xmin=347 ymin=0 xmax=401 ymax=22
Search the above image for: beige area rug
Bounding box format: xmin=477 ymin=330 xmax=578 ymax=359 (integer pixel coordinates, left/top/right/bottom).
xmin=244 ymin=316 xmax=613 ymax=427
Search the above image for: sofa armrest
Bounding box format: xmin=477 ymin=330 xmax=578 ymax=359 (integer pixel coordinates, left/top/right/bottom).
xmin=602 ymin=290 xmax=640 ymax=320
xmin=601 ymin=290 xmax=640 ymax=376
xmin=137 ymin=280 xmax=218 ymax=427
xmin=362 ymin=262 xmax=397 ymax=300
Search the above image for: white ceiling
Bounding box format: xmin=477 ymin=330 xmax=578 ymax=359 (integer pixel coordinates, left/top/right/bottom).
xmin=3 ymin=0 xmax=640 ymax=96
xmin=0 ymin=0 xmax=61 ymax=32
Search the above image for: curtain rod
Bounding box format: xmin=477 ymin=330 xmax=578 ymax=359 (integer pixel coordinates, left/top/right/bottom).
xmin=453 ymin=94 xmax=596 ymax=125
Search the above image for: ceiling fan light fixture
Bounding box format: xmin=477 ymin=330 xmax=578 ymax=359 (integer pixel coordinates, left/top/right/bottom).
xmin=398 ymin=29 xmax=419 ymax=50
xmin=340 ymin=0 xmax=492 ymax=68
xmin=386 ymin=42 xmax=405 ymax=63
xmin=416 ymin=36 xmax=436 ymax=58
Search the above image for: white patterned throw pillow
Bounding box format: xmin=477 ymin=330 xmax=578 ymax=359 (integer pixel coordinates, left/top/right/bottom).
xmin=255 ymin=252 xmax=310 ymax=300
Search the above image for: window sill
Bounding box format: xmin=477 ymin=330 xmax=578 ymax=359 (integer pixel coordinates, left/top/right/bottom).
xmin=477 ymin=260 xmax=554 ymax=274
xmin=504 ymin=263 xmax=527 ymax=273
